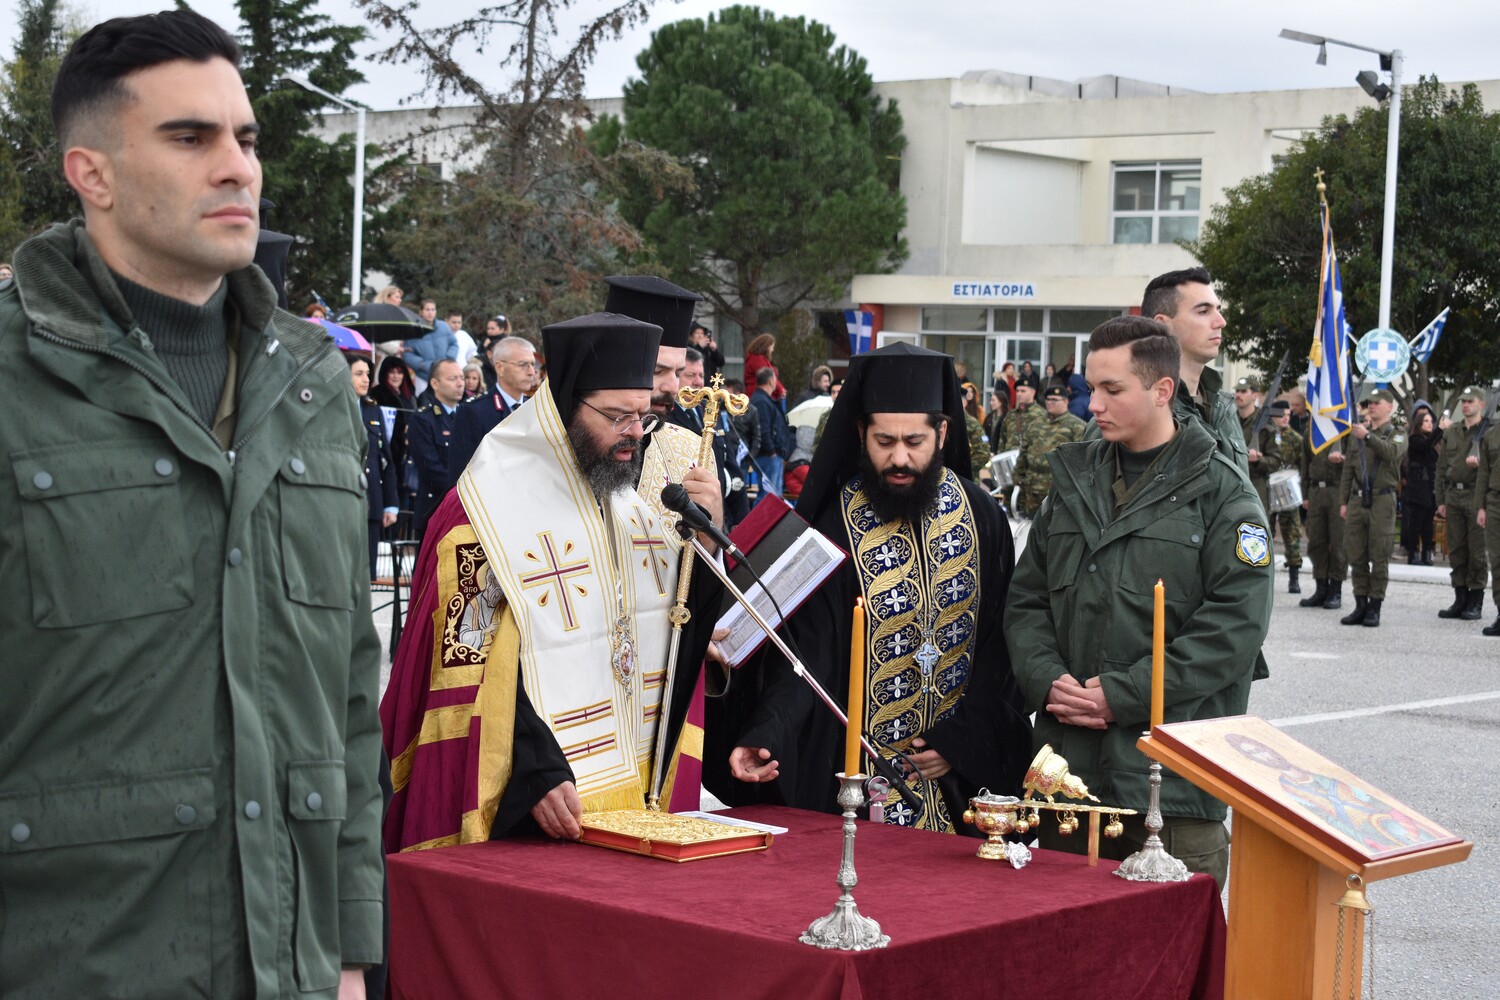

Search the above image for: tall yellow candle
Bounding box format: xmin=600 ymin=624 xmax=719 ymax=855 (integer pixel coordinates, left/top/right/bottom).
xmin=1151 ymin=579 xmax=1165 ymax=731
xmin=845 ymin=597 xmax=866 ymax=776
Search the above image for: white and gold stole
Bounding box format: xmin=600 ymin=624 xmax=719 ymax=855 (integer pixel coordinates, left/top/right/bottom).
xmin=458 ymin=385 xmax=685 ymax=810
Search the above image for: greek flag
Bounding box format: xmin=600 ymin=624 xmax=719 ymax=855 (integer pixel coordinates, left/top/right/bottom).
xmin=845 ymin=309 xmax=873 ymax=355
xmin=1408 ymin=307 xmax=1450 ymax=365
xmin=1306 ymin=201 xmax=1354 ymax=453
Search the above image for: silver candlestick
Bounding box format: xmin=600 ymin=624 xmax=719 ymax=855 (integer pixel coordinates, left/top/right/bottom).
xmin=799 ymin=773 xmax=891 ymax=950
xmin=1115 ymin=734 xmax=1191 ymax=883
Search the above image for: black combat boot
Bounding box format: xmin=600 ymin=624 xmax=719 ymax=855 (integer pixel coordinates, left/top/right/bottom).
xmin=1462 ymin=590 xmax=1485 ymax=621
xmin=1408 ymin=550 xmax=1420 ymax=565
xmin=1340 ymin=594 xmax=1368 ymax=625
xmin=1438 ymin=587 xmax=1468 ymax=619
xmin=1362 ymin=597 xmax=1383 ymax=627
xmin=1483 ymin=613 xmax=1500 ymax=637
xmin=1323 ymin=579 xmax=1343 ymax=610
xmin=1422 ymin=546 xmax=1434 ymax=566
xmin=1288 ymin=567 xmax=1301 ymax=594
xmin=1300 ymin=578 xmax=1329 ymax=607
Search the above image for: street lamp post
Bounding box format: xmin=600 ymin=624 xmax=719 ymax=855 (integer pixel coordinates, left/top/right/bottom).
xmin=283 ymin=74 xmax=366 ymax=306
xmin=1280 ymin=29 xmax=1403 ymax=330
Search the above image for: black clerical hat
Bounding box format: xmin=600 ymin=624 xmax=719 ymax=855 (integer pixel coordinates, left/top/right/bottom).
xmin=796 ymin=341 xmax=972 ymax=524
xmin=603 ymin=274 xmax=702 ymax=349
xmin=542 ymin=312 xmax=661 ymax=425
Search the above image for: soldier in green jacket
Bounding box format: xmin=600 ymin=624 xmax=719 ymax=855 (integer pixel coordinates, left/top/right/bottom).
xmin=1339 ymin=389 xmax=1408 ymax=628
xmin=1476 ymin=411 xmax=1500 ymax=635
xmin=1014 ymin=384 xmax=1087 ymax=515
xmin=1435 ymin=386 xmax=1491 ymax=621
xmin=993 ymin=381 xmax=1043 ymax=454
xmin=1234 ymin=376 xmax=1283 ymax=517
xmin=1299 ymin=416 xmax=1349 ymax=610
xmin=1007 ymin=317 xmax=1272 ymax=890
xmin=0 ymin=14 xmax=383 ymax=997
xmin=1270 ymin=401 xmax=1304 ymax=592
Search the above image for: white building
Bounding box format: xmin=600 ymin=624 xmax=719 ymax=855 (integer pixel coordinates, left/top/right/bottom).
xmin=854 ymin=70 xmax=1500 ymax=385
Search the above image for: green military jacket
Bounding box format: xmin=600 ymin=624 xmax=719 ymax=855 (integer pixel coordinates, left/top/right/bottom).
xmin=1239 ymin=408 xmax=1284 ymax=484
xmin=1340 ymin=421 xmax=1407 ymax=504
xmin=0 ymin=223 xmax=384 ymax=997
xmin=1300 ymin=428 xmax=1347 ymax=492
xmin=964 ymin=413 xmax=993 ymax=478
xmin=1085 ymin=365 xmax=1250 ymax=475
xmin=1016 ymin=410 xmax=1086 ymax=495
xmin=1276 ymin=425 xmax=1302 ymax=468
xmin=1005 ymin=419 xmax=1273 ymax=821
xmin=994 ymin=403 xmax=1043 ymax=455
xmin=1436 ymin=418 xmax=1489 ymax=506
xmin=1477 ymin=422 xmax=1500 ymax=510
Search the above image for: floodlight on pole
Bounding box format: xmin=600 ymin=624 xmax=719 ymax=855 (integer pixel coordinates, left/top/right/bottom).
xmin=281 ymin=74 xmax=366 ymax=306
xmin=1280 ymin=28 xmax=1403 ymax=330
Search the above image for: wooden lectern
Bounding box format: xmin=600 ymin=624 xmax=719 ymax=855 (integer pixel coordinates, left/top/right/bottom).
xmin=1143 ymin=716 xmax=1471 ymax=1000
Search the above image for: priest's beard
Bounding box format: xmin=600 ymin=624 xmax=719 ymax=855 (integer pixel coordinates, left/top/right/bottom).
xmin=568 ymin=420 xmax=645 ymax=503
xmin=858 ymin=448 xmax=945 ymax=525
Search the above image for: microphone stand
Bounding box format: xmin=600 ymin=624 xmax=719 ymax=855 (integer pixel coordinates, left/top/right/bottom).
xmin=682 ymin=536 xmax=921 ymax=815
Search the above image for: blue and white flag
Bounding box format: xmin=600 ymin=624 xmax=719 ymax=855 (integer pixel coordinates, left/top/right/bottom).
xmin=1408 ymin=307 xmax=1450 ymax=366
xmin=845 ymin=309 xmax=873 ymax=355
xmin=1306 ymin=201 xmax=1354 ymax=453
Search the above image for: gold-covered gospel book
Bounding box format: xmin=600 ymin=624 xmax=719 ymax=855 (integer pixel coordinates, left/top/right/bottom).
xmin=578 ymin=810 xmax=774 ymax=862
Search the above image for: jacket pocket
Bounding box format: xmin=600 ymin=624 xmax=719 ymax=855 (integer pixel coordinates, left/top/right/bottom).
xmin=1120 ymin=514 xmax=1206 ymax=606
xmin=279 ymin=448 xmax=365 ymax=610
xmin=0 ymin=770 xmax=214 ymax=998
xmin=12 ymin=440 xmax=193 ymax=628
xmin=286 ymin=760 xmax=348 ymax=994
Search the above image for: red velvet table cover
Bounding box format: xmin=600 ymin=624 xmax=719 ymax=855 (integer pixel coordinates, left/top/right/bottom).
xmin=387 ymin=805 xmax=1226 ymax=1000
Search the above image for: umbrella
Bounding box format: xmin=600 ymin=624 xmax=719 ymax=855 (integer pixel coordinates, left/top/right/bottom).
xmin=787 ymin=394 xmax=834 ymax=429
xmin=332 ymin=302 xmax=426 ymax=342
xmin=310 ymin=317 xmax=371 ymax=352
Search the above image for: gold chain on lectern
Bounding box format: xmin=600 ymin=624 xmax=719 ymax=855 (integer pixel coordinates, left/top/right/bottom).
xmin=1332 ymin=874 xmax=1374 ymax=1000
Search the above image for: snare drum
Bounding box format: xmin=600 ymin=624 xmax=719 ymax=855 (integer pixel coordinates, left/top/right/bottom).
xmin=991 ymin=449 xmax=1019 ymax=490
xmin=1267 ymin=468 xmax=1302 ymax=513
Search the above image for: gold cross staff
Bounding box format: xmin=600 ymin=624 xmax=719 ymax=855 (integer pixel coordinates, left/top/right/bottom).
xmin=646 ymin=373 xmax=749 ymax=809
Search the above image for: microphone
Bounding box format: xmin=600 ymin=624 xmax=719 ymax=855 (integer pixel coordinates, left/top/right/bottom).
xmin=660 ymin=483 xmax=742 ymax=559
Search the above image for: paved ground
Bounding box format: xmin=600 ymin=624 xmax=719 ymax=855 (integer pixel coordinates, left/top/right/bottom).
xmin=369 ymin=547 xmax=1498 ymax=995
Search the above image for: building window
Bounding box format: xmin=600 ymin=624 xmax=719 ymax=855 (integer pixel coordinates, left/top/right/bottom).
xmin=1111 ymin=161 xmax=1200 ymax=244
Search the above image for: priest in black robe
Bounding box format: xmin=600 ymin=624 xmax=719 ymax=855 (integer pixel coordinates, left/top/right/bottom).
xmin=724 ymin=343 xmax=1032 ymax=832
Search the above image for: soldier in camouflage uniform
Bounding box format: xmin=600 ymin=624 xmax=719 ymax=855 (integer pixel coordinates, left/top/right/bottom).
xmin=1015 ymin=385 xmax=1087 ymax=515
xmin=994 ymin=383 xmax=1044 ymax=514
xmin=1436 ymin=386 xmax=1491 ymax=621
xmin=965 ymin=411 xmax=994 ymax=489
xmin=1299 ymin=411 xmax=1348 ymax=610
xmin=1270 ymin=400 xmax=1303 ymax=592
xmin=1339 ymin=388 xmax=1407 ymax=627
xmin=1234 ymin=376 xmax=1284 ymax=517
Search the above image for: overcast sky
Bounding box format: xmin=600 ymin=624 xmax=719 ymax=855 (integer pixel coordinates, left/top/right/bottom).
xmin=7 ymin=0 xmax=1498 ymax=110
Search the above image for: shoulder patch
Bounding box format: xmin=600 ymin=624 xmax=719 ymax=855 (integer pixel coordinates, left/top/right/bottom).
xmin=1393 ymin=434 xmax=1406 ymax=444
xmin=1235 ymin=521 xmax=1271 ymax=567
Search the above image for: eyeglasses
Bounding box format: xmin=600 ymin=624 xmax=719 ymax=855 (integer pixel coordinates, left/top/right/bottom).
xmin=578 ymin=398 xmax=662 ymax=436
xmin=500 ymin=360 xmax=539 ymax=371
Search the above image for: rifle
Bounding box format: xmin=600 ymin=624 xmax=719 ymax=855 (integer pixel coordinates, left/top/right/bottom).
xmin=1249 ymin=349 xmax=1294 ymax=443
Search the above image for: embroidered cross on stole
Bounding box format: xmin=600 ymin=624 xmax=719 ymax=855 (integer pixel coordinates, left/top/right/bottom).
xmin=841 ymin=467 xmax=980 ymax=833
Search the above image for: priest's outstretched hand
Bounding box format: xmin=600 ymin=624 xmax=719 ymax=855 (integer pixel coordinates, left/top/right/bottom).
xmin=728 ymin=746 xmax=780 ymax=783
xmin=532 ymin=780 xmax=583 ymax=839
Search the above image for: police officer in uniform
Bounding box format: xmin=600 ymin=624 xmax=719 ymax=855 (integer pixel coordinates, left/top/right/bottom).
xmin=1299 ymin=406 xmax=1348 ymax=609
xmin=1436 ymin=386 xmax=1490 ymax=621
xmin=1339 ymin=388 xmax=1406 ymax=627
xmin=1270 ymin=399 xmax=1304 ymax=593
xmin=1235 ymin=376 xmax=1283 ymax=517
xmin=408 ymin=357 xmax=465 ymax=538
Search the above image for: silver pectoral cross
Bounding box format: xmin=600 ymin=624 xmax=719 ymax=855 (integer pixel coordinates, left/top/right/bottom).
xmin=915 ymin=639 xmax=940 ymax=692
